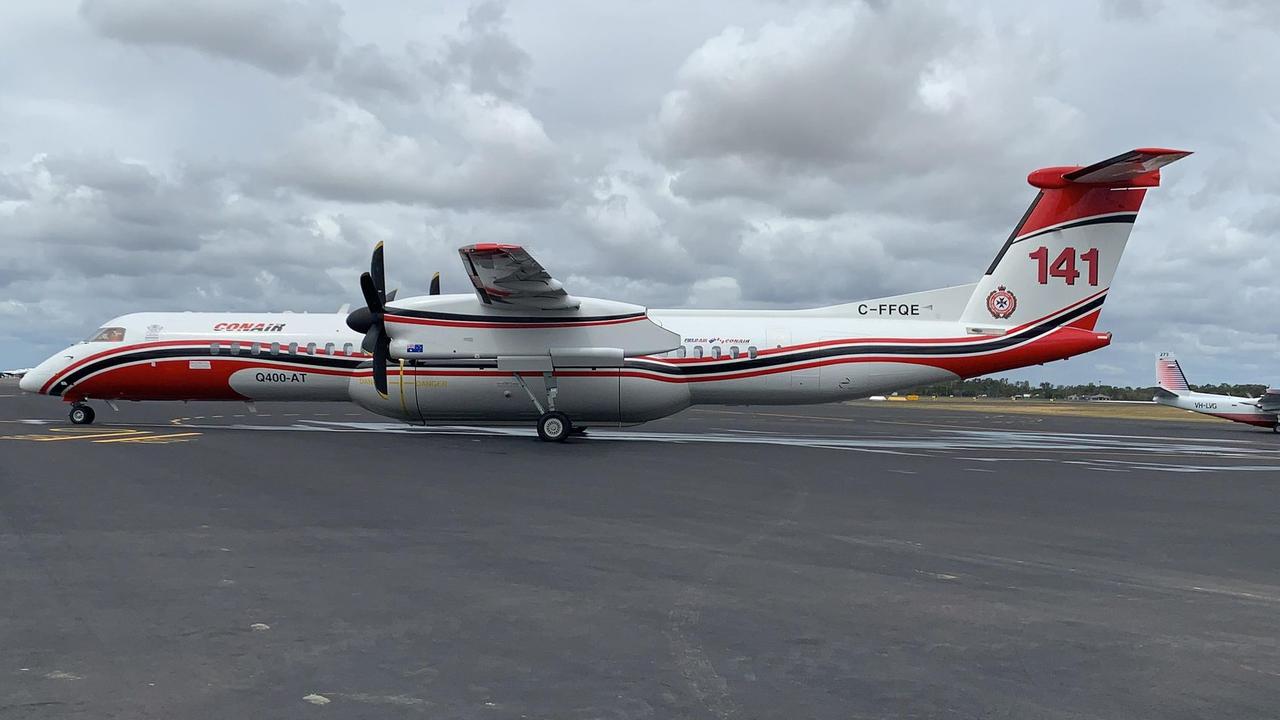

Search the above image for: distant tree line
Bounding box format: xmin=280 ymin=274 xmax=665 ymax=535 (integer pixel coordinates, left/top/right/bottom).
xmin=904 ymin=377 xmax=1268 ymax=401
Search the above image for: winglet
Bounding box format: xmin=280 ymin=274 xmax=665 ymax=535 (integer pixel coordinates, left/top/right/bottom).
xmin=1028 ymin=148 xmax=1192 ymax=190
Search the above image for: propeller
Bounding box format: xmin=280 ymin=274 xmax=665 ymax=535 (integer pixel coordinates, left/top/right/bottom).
xmin=346 ymin=242 xmax=391 ymax=397
xmin=344 ymin=245 xmax=440 ymax=397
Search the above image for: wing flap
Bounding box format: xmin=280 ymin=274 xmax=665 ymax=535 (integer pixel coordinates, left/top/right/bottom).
xmin=459 ymin=244 xmax=580 ymax=310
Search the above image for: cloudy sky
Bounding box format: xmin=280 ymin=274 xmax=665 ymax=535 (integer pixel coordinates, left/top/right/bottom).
xmin=0 ymin=0 xmax=1276 ymax=384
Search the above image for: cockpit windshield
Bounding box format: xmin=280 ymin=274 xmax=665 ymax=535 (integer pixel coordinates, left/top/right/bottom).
xmin=86 ymin=326 xmax=126 ymax=343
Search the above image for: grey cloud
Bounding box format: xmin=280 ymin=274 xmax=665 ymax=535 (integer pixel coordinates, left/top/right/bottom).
xmin=80 ymin=0 xmax=343 ymax=76
xmin=648 ymin=3 xmax=1076 ymax=223
xmin=650 ymin=4 xmax=950 ymax=166
xmin=329 ymin=43 xmax=426 ymax=104
xmin=264 ymin=96 xmax=572 ymax=209
xmin=443 ymin=0 xmax=531 ymax=100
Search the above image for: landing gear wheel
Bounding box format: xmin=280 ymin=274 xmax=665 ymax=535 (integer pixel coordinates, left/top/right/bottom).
xmin=69 ymin=404 xmax=95 ymax=425
xmin=537 ymin=411 xmax=571 ymax=443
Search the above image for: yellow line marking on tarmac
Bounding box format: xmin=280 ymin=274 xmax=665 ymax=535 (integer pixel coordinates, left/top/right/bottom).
xmin=3 ymin=428 xmax=146 ymax=442
xmin=0 ymin=426 xmax=201 ymax=444
xmin=93 ymin=432 xmax=201 ymax=444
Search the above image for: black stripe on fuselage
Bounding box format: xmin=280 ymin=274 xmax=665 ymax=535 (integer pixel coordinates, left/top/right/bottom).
xmin=51 ymin=347 xmax=365 ymax=397
xmin=623 ymin=295 xmax=1105 ymax=377
xmin=53 ymin=296 xmax=1104 ymax=394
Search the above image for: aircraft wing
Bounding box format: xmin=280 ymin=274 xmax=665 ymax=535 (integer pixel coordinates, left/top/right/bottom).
xmin=458 ymin=244 xmax=580 ymax=310
xmin=1258 ymin=388 xmax=1280 ymax=413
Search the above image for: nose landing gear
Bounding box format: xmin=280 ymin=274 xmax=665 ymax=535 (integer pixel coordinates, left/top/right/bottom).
xmin=69 ymin=403 xmax=96 ymax=425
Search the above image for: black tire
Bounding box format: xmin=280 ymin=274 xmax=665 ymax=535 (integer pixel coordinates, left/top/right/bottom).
xmin=69 ymin=405 xmax=95 ymax=425
xmin=537 ymin=411 xmax=571 ymax=442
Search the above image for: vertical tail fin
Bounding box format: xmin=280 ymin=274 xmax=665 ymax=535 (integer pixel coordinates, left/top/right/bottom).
xmin=961 ymin=148 xmax=1191 ymax=332
xmin=1156 ymin=352 xmax=1191 ymax=396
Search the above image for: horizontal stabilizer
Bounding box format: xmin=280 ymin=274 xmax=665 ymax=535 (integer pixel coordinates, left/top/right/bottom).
xmin=1029 ymin=148 xmax=1191 ymax=190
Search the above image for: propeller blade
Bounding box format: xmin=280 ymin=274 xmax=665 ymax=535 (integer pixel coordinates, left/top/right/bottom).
xmin=429 ymin=272 xmax=440 ymax=296
xmin=359 ymin=272 xmax=383 ymax=315
xmin=370 ymin=242 xmax=386 ymax=303
xmin=370 ymin=328 xmax=389 ymax=397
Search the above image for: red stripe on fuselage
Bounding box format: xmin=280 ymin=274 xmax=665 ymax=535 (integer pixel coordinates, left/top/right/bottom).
xmin=64 ymin=357 xmax=353 ymax=402
xmin=42 ymin=339 xmax=367 ymax=394
xmin=1206 ymin=412 xmax=1278 ymax=428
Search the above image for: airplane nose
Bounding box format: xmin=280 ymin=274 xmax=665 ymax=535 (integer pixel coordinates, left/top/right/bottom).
xmin=18 ymin=370 xmax=43 ymax=394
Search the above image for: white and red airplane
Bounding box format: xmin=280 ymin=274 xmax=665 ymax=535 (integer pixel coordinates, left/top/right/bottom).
xmin=1154 ymin=354 xmax=1278 ymax=431
xmin=21 ymin=148 xmax=1188 ymax=441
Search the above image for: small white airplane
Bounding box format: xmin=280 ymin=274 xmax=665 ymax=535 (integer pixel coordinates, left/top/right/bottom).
xmin=1 ymin=368 xmax=32 ymax=378
xmin=1153 ymin=353 xmax=1278 ymax=431
xmin=21 ymin=148 xmax=1188 ymax=441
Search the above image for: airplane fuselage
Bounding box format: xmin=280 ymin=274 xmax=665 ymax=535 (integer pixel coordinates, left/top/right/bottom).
xmin=21 ymin=291 xmax=1111 ymax=426
xmin=1155 ymin=391 xmax=1279 ymax=429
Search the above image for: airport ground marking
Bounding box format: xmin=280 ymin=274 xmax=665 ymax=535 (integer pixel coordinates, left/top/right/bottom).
xmin=0 ymin=425 xmax=201 ymax=444
xmin=93 ymin=431 xmax=202 ymax=444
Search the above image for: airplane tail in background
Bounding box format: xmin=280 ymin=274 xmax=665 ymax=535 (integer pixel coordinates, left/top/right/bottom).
xmin=960 ymin=148 xmax=1191 ymax=332
xmin=1156 ymin=353 xmax=1191 ymax=397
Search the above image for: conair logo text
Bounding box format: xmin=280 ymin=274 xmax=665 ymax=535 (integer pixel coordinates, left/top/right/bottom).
xmin=214 ymin=323 xmax=287 ymax=332
xmin=985 ymin=286 xmax=1017 ymax=319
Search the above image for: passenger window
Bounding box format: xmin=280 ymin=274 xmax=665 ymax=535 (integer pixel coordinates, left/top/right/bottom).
xmin=210 ymin=343 xmax=219 ymax=355
xmin=324 ymin=342 xmax=335 ymax=355
xmin=676 ymin=346 xmax=687 ymax=359
xmin=729 ymin=346 xmax=740 ymax=358
xmin=306 ymin=342 xmax=316 ymax=355
xmin=288 ymin=342 xmax=298 ymax=355
xmin=343 ymin=343 xmax=353 ymax=355
xmin=270 ymin=342 xmax=280 ymax=355
xmin=694 ymin=345 xmax=704 ymax=358
xmin=748 ymin=345 xmax=758 ymax=359
xmin=230 ymin=342 xmax=240 ymax=356
xmin=250 ymin=342 xmax=261 ymax=356
xmin=711 ymin=346 xmax=721 ymax=358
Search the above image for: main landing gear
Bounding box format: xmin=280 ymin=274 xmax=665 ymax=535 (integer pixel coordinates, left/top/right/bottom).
xmin=537 ymin=411 xmax=572 ymax=442
xmin=512 ymin=372 xmax=575 ymax=443
xmin=69 ymin=403 xmax=96 ymax=425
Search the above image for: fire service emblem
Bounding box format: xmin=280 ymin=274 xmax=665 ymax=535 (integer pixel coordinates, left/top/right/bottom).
xmin=986 ymin=286 xmax=1017 ymax=319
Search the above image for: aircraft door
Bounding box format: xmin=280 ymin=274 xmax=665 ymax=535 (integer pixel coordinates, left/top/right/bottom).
xmin=765 ymin=328 xmax=791 ymax=388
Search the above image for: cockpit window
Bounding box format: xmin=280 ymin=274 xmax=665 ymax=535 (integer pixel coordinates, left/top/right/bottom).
xmin=87 ymin=327 xmax=126 ymax=343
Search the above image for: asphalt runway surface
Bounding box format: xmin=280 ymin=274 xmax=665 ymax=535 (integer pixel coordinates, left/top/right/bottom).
xmin=2 ymin=379 xmax=1279 ymax=719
